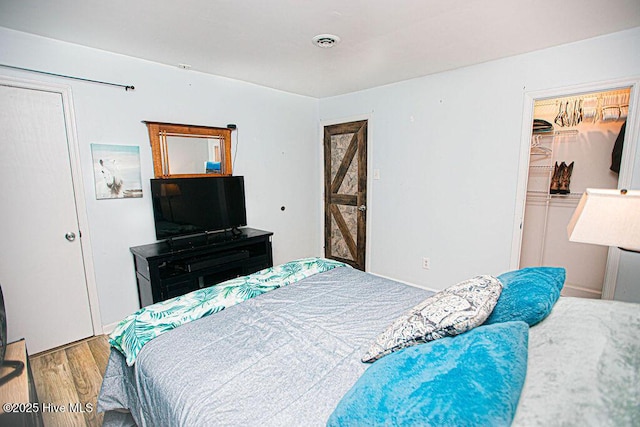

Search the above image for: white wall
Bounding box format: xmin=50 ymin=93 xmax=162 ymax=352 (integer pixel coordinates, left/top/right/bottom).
xmin=0 ymin=27 xmax=322 ymax=327
xmin=319 ymin=27 xmax=640 ymax=297
xmin=2 ymin=25 xmax=639 ymax=332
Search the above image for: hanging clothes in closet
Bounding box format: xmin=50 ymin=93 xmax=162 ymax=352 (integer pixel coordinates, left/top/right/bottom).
xmin=610 ymin=120 xmax=626 ymax=174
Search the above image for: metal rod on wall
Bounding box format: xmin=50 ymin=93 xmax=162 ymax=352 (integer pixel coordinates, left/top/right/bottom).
xmin=0 ymin=63 xmax=135 ymax=91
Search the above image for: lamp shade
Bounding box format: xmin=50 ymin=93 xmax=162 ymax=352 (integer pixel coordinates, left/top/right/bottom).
xmin=567 ymin=189 xmax=640 ymax=251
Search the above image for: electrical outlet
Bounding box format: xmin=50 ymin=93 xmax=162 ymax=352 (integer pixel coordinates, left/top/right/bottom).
xmin=422 ymin=257 xmax=430 ymax=270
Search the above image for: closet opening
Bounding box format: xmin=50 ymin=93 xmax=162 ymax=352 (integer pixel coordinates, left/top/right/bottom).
xmin=518 ymin=86 xmax=633 ymax=299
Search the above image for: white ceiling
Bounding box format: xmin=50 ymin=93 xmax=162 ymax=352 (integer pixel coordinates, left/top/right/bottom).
xmin=1 ymin=0 xmax=639 ymax=98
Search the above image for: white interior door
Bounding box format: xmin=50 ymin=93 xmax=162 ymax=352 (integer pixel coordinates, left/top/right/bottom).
xmin=0 ymin=84 xmax=94 ymax=353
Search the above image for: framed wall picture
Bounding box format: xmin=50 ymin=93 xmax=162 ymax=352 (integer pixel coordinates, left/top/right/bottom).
xmin=91 ymin=144 xmax=143 ymax=199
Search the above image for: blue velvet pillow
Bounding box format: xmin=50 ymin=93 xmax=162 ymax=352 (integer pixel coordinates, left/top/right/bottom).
xmin=327 ymin=321 xmax=529 ymax=427
xmin=485 ymin=267 xmax=565 ymax=326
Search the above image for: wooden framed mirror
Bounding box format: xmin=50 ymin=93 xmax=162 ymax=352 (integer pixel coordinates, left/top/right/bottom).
xmin=144 ymin=121 xmax=233 ymax=178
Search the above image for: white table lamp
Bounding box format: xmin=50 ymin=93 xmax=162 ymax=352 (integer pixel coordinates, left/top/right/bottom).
xmin=567 ymin=189 xmax=640 ymax=252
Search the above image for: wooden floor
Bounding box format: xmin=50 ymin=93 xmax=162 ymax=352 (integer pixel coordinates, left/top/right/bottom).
xmin=29 ymin=335 xmax=111 ymax=427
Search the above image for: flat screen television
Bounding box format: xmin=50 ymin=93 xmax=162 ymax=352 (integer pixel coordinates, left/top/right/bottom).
xmin=151 ymin=176 xmax=247 ymax=241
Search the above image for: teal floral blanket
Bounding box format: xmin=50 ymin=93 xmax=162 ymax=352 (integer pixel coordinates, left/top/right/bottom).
xmin=110 ymin=257 xmax=346 ymax=366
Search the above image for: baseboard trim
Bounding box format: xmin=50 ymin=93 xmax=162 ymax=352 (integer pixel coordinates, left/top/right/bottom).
xmin=102 ymin=322 xmax=119 ymax=335
xmin=368 ymin=272 xmax=439 ymax=293
xmin=562 ymin=282 xmax=602 ymax=298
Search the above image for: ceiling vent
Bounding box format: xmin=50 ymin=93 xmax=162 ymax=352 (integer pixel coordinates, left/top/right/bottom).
xmin=312 ymin=34 xmax=341 ymax=48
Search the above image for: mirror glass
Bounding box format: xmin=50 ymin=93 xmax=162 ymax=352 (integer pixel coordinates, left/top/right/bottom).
xmin=166 ymin=135 xmax=223 ymax=175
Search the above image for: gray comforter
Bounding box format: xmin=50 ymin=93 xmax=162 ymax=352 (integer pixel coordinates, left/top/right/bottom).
xmin=98 ymin=266 xmax=430 ymax=426
xmin=98 ymin=267 xmax=640 ymax=426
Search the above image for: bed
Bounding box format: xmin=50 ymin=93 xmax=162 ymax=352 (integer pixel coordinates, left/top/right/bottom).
xmin=98 ymin=258 xmax=640 ymax=426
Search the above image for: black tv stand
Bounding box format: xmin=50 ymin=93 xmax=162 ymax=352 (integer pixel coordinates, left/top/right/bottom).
xmin=130 ymin=227 xmax=273 ymax=307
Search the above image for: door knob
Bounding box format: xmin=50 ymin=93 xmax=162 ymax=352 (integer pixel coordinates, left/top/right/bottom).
xmin=358 ymin=205 xmax=367 ymax=212
xmin=65 ymin=232 xmax=76 ymax=242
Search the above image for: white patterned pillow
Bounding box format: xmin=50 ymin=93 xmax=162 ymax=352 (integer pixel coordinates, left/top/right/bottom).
xmin=361 ymin=275 xmax=502 ymax=363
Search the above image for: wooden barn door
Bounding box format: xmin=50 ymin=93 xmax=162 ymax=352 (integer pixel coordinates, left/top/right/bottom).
xmin=324 ymin=120 xmax=367 ymax=270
